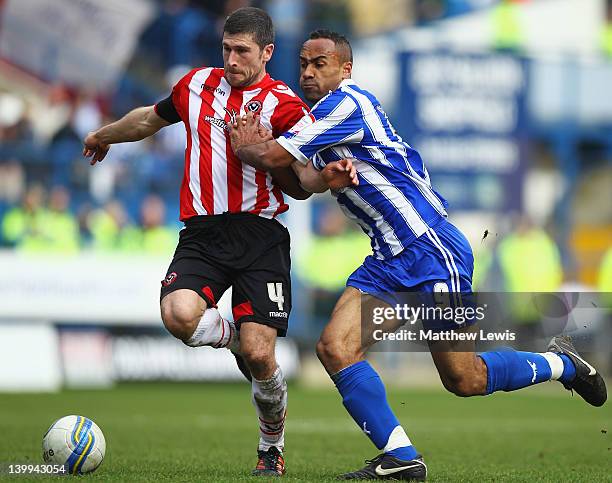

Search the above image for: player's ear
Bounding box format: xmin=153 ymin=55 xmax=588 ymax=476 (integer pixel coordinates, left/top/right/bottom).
xmin=262 ymin=43 xmax=274 ymax=62
xmin=342 ymin=61 xmax=352 ymax=79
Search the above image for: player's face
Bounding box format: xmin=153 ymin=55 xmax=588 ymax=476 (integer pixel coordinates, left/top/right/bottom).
xmin=299 ymin=38 xmax=352 ymax=102
xmin=222 ymin=33 xmax=274 ymax=88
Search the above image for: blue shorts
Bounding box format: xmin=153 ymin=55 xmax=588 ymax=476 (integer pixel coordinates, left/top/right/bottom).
xmin=347 ymin=219 xmax=475 ymax=329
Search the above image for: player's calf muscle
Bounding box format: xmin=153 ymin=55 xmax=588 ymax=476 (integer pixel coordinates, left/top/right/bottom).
xmin=240 ymin=323 xmax=278 ymax=379
xmin=433 ymin=353 xmax=488 ymax=397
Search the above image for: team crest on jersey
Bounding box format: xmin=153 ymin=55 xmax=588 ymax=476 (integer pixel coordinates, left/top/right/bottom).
xmin=246 ymin=100 xmax=262 ymax=113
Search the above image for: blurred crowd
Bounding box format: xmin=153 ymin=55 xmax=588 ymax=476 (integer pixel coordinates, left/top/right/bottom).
xmin=0 ymin=0 xmax=610 ymax=293
xmin=0 ymin=83 xmax=183 ymax=255
xmin=1 ymin=183 xmax=177 ymax=255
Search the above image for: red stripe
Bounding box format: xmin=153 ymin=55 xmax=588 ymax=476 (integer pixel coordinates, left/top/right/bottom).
xmin=197 ymin=70 xmax=223 ymax=215
xmin=176 ymin=69 xmax=199 ymax=221
xmin=226 ymin=88 xmax=244 ymax=212
xmin=232 ymin=301 xmax=254 ymax=321
xmin=259 ymin=412 xmax=286 ymax=425
xmin=250 ymin=170 xmax=270 ymax=216
xmin=201 ymin=286 xmax=216 ymax=307
xmin=259 ymin=426 xmax=284 ymax=436
xmin=180 ymin=136 xmax=196 ymax=220
xmin=271 ymin=185 xmax=288 ymax=217
xmin=214 ymin=319 xmax=226 ymax=348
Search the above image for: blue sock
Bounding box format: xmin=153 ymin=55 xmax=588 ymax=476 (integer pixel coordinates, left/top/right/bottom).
xmin=479 ymin=348 xmax=554 ymax=394
xmin=558 ymin=354 xmax=576 ymax=384
xmin=332 ymin=361 xmax=418 ymax=460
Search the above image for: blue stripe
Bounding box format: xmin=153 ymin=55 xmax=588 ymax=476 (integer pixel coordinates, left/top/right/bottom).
xmin=285 ymin=80 xmax=451 ymax=259
xmin=65 ymin=419 xmax=93 ymax=474
xmin=77 ymin=418 xmax=91 ymax=444
xmin=342 ymin=90 xmax=376 ymax=143
xmin=354 ymin=179 xmax=419 ymax=240
xmin=301 ymin=107 xmax=360 ymax=157
xmin=337 ymin=192 xmax=394 ymax=259
xmin=76 ymin=431 xmax=96 ymax=474
xmin=70 ymin=416 xmax=82 ymax=447
xmin=310 ymin=90 xmax=348 ymax=120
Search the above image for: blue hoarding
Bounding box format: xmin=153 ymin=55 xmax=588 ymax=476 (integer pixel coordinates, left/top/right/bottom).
xmin=398 ymin=51 xmax=528 ymax=212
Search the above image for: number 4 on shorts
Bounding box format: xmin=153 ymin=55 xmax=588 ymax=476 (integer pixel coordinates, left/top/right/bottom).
xmin=267 ymin=282 xmax=284 ymax=311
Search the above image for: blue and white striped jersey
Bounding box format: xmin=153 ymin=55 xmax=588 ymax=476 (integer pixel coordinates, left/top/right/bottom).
xmin=277 ymin=79 xmax=448 ymax=260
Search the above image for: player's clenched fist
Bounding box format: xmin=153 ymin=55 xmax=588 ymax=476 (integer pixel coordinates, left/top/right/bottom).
xmin=321 ymin=158 xmax=359 ymax=190
xmin=83 ymin=131 xmax=110 ymax=165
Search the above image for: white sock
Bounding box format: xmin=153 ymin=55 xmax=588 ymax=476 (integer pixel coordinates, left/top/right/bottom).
xmin=184 ymin=308 xmax=236 ymax=349
xmin=383 ymin=426 xmax=413 ymax=453
xmin=252 ymin=367 xmax=287 ymax=452
xmin=540 ymin=352 xmax=564 ymax=380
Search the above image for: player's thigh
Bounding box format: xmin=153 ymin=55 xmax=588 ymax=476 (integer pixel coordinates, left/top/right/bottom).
xmin=316 ymin=287 xmax=383 ymax=373
xmin=319 ymin=286 xmax=362 ymax=343
xmin=159 ymin=231 xmax=232 ymax=325
xmin=319 ymin=288 xmax=401 ymax=348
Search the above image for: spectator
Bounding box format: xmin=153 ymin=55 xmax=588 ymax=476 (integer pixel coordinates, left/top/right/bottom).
xmin=297 ymin=204 xmax=371 ymax=327
xmin=497 ymin=215 xmax=563 ymax=349
xmin=3 ymin=185 xmax=79 ymax=253
xmin=0 ymin=93 xmax=45 ymax=179
xmin=1 ymin=184 xmax=47 ymax=248
xmin=498 ymin=216 xmax=563 ymax=292
xmin=87 ymin=200 xmax=131 ymax=252
xmin=119 ymin=195 xmax=177 ymax=255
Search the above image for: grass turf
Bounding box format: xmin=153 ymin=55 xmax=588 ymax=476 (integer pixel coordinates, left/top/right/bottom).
xmin=0 ymin=382 xmax=609 ymax=482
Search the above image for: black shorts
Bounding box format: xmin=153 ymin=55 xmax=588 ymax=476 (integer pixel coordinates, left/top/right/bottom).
xmin=160 ymin=213 xmax=291 ymax=336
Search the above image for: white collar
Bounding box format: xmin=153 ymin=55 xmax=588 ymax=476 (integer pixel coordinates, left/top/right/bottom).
xmin=338 ymin=78 xmax=356 ymax=89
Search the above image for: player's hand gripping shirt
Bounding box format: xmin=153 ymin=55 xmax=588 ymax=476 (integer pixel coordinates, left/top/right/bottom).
xmin=277 ymin=79 xmax=449 ymax=260
xmin=156 ymin=68 xmax=310 ymax=221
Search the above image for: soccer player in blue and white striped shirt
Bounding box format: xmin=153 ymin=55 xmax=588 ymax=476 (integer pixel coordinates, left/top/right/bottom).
xmin=229 ymin=30 xmax=606 ymax=480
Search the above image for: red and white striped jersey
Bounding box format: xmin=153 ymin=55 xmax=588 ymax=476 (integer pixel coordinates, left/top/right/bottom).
xmin=169 ymin=67 xmax=310 ymax=221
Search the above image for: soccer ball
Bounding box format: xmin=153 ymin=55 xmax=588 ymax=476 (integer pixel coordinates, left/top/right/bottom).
xmin=42 ymin=415 xmax=106 ymax=475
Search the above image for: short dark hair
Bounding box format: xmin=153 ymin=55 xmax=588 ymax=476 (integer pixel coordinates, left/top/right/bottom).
xmin=308 ymin=29 xmax=353 ymax=63
xmin=223 ymin=7 xmax=274 ymax=50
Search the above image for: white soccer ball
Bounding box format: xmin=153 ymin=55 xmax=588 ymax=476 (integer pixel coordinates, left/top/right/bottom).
xmin=42 ymin=415 xmax=106 ymax=475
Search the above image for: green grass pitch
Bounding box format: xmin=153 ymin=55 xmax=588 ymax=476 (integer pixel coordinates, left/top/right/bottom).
xmin=0 ymin=382 xmax=609 ymax=482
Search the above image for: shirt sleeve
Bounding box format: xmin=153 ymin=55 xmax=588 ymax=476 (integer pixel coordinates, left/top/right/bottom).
xmin=277 ymin=92 xmax=364 ymax=166
xmin=156 ymin=67 xmax=201 ymax=124
xmin=154 ymin=95 xmax=181 ymax=124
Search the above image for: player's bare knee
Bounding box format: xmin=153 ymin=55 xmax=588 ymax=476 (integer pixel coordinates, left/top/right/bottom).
xmin=160 ymin=295 xmax=204 ymax=341
xmin=316 ymin=337 xmax=359 ymax=372
xmin=316 ymin=337 xmax=338 ymax=366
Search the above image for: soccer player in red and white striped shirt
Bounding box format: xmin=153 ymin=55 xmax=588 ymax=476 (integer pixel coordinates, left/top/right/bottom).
xmin=83 ymin=7 xmax=356 ymax=477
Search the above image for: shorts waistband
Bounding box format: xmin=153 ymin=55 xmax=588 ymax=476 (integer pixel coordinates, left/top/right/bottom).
xmin=184 ymin=212 xmax=272 ymax=226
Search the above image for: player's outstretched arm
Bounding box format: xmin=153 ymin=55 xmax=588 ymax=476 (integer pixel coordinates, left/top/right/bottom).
xmin=229 ymin=112 xmax=358 ymax=191
xmin=293 ymin=159 xmax=358 ymax=193
xmin=229 ymin=112 xmax=294 ymax=170
xmin=270 ymin=167 xmax=313 ymax=200
xmin=83 ymin=106 xmax=171 ymax=165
